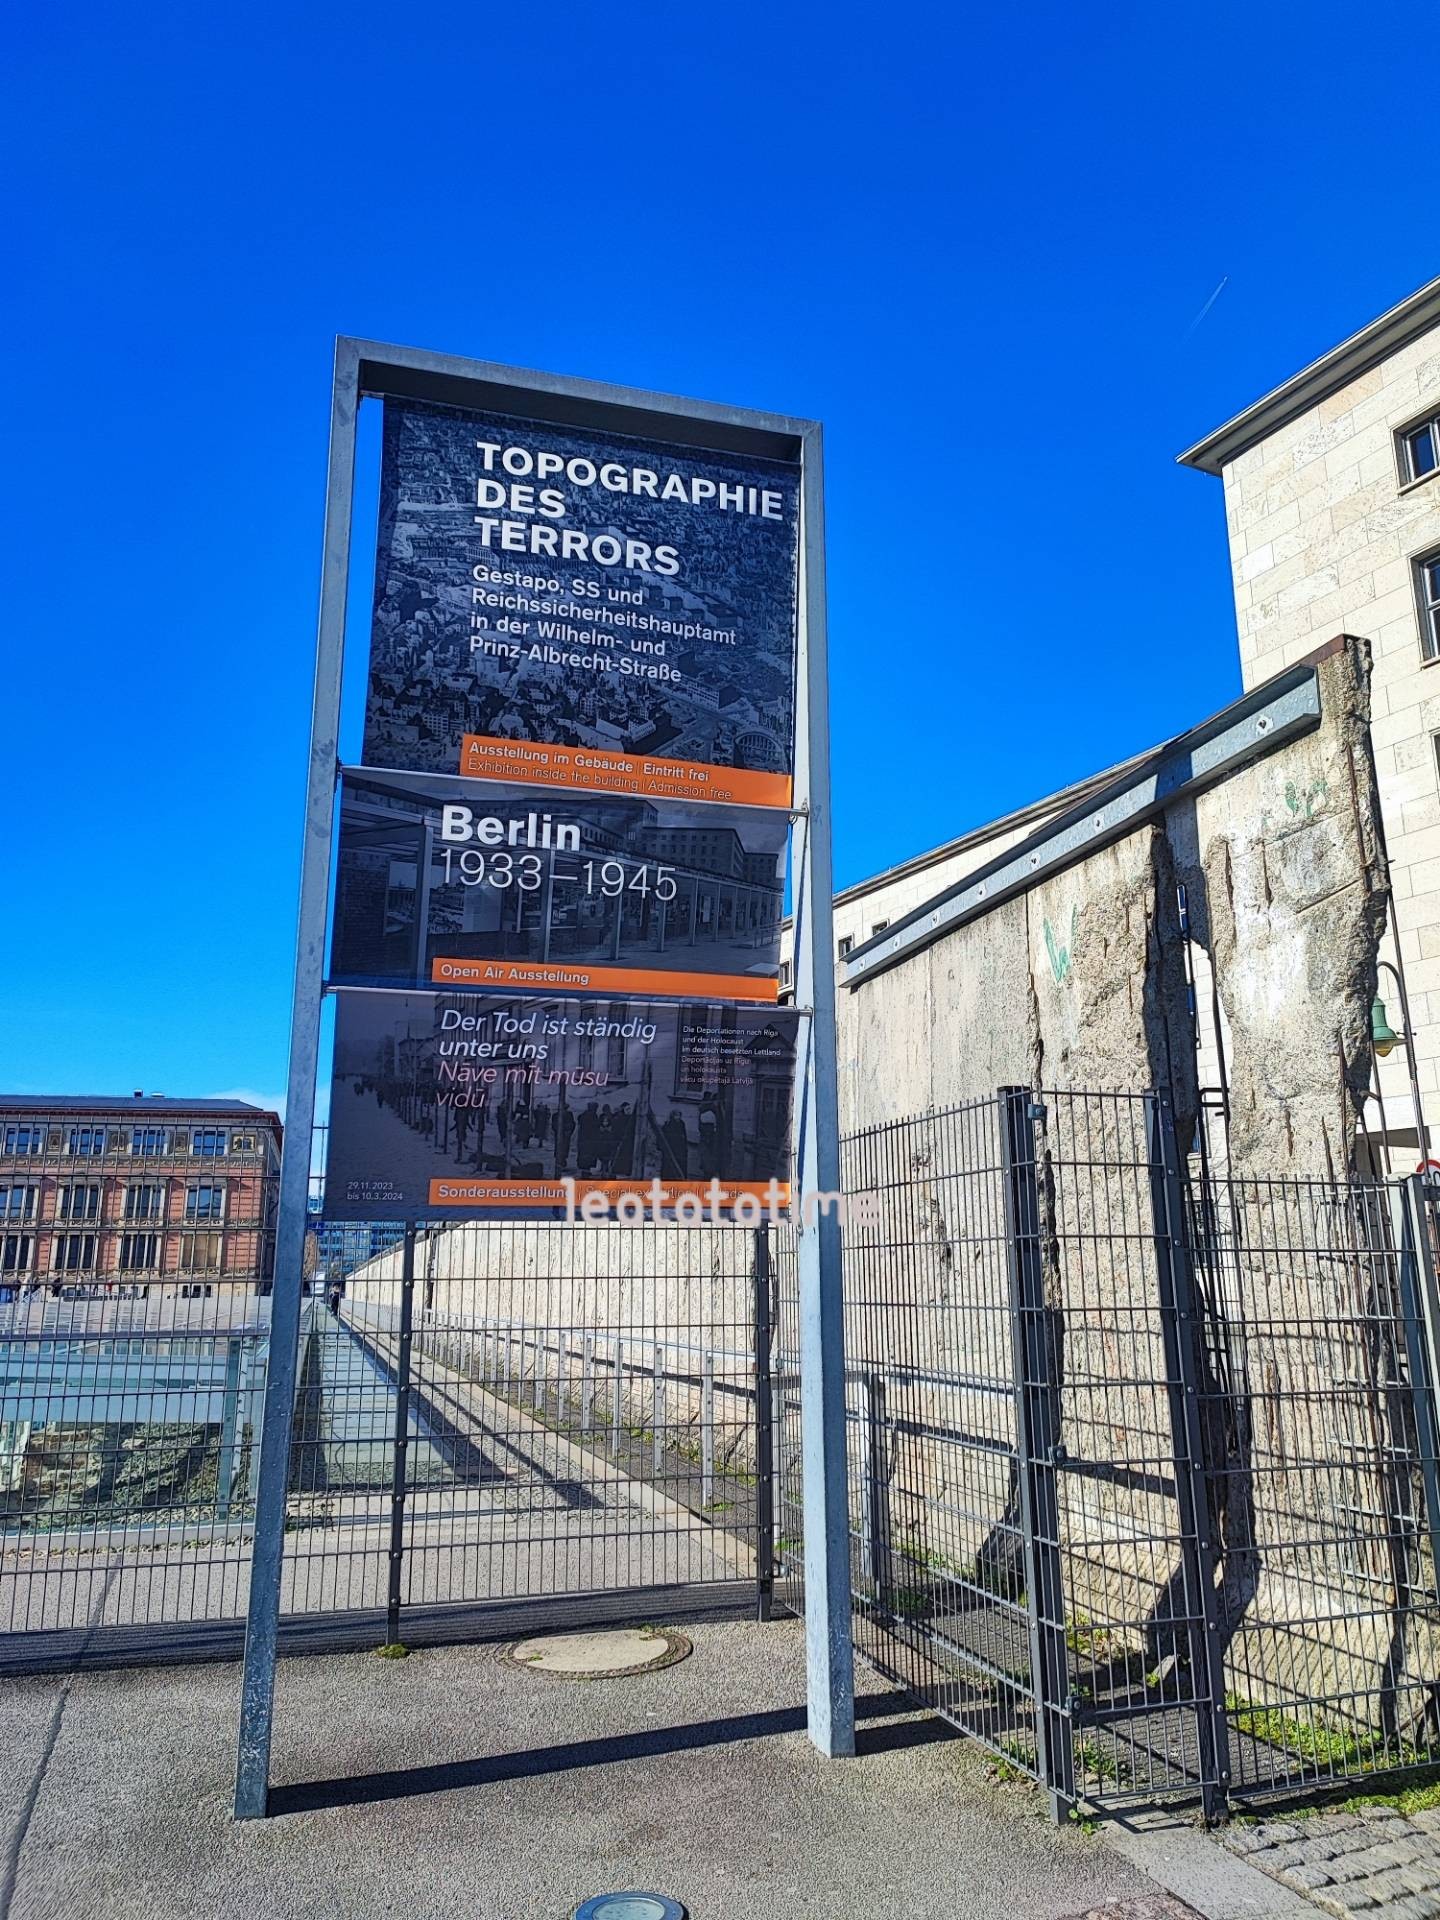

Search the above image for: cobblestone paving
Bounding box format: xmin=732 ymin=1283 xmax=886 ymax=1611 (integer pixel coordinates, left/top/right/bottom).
xmin=1058 ymin=1900 xmax=1199 ymax=1919
xmin=1223 ymin=1806 xmax=1440 ymax=1916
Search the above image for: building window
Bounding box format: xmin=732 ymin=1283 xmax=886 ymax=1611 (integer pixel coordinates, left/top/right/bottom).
xmin=1416 ymin=549 xmax=1440 ymax=662
xmin=125 ymin=1182 xmax=166 ymax=1222
xmin=837 ymin=935 xmax=853 ymax=959
xmin=52 ymin=1233 xmax=98 ymax=1273
xmin=872 ymin=920 xmax=890 ymax=937
xmin=185 ymin=1184 xmax=225 ymax=1222
xmin=2 ymin=1234 xmax=34 ymax=1275
xmin=56 ymin=1183 xmax=101 ymax=1222
xmin=778 ymin=959 xmax=792 ymax=991
xmin=118 ymin=1232 xmax=160 ymax=1272
xmin=130 ymin=1126 xmax=172 ymax=1157
xmin=230 ymin=1131 xmax=258 ymax=1154
xmin=191 ymin=1128 xmax=228 ymax=1158
xmin=1 ymin=1184 xmax=37 ymax=1222
xmin=66 ymin=1126 xmax=107 ymax=1157
xmin=179 ymin=1231 xmax=222 ymax=1272
xmin=3 ymin=1126 xmax=45 ymax=1156
xmin=1398 ymin=413 xmax=1440 ymax=487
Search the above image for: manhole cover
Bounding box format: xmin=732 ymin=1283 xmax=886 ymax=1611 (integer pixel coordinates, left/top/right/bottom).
xmin=502 ymin=1627 xmax=691 ymax=1679
xmin=573 ymin=1897 xmax=687 ymax=1920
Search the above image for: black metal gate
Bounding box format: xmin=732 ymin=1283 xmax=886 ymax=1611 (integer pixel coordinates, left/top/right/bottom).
xmin=836 ymin=1088 xmax=1440 ymax=1821
xmin=295 ymin=1218 xmax=780 ymax=1651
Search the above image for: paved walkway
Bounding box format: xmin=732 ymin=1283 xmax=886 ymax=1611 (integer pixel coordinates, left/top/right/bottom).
xmin=1224 ymin=1807 xmax=1440 ymax=1917
xmin=2 ymin=1306 xmax=746 ymax=1649
xmin=0 ymin=1617 xmax=1214 ymax=1920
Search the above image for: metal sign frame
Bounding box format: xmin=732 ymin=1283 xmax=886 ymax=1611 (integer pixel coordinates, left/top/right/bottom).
xmin=233 ymin=337 xmax=853 ymax=1817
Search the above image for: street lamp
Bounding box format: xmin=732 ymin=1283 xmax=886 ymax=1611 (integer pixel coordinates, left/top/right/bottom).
xmin=1371 ymin=996 xmax=1403 ymax=1059
xmin=1368 ymin=959 xmax=1432 ymax=1170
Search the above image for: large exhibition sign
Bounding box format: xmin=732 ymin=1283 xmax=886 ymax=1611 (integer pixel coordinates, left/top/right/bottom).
xmin=321 ymin=377 xmax=805 ymax=1224
xmin=323 ymin=989 xmax=799 ymax=1220
xmin=237 ymin=344 xmax=850 ymax=1821
xmin=361 ymin=399 xmax=800 ymax=808
xmin=330 ymin=769 xmax=787 ymax=1002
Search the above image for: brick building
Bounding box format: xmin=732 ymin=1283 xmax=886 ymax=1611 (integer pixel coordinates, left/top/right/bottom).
xmin=0 ymin=1095 xmax=281 ymax=1297
xmin=1180 ymin=273 xmax=1440 ymax=1160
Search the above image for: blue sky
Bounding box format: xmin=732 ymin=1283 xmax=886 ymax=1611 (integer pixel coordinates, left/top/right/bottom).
xmin=3 ymin=2 xmax=1433 ymax=1110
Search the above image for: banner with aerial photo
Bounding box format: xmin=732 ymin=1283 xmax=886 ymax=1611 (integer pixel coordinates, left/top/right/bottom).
xmin=324 ymin=989 xmax=799 ymax=1219
xmin=330 ymin=769 xmax=788 ymax=1002
xmin=362 ymin=398 xmax=800 ymax=807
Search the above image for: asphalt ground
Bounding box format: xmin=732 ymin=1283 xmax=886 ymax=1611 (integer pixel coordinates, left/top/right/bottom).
xmin=0 ymin=1616 xmax=1189 ymax=1920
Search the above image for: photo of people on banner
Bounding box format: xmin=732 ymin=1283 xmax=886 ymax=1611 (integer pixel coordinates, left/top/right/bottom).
xmin=324 ymin=989 xmax=799 ymax=1219
xmin=330 ymin=770 xmax=788 ymax=1003
xmin=362 ymin=398 xmax=800 ymax=808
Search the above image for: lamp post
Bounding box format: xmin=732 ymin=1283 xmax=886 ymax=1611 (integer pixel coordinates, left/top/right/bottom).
xmin=1370 ymin=958 xmax=1432 ymax=1170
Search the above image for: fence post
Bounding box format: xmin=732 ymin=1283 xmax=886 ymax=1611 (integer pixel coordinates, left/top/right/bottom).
xmin=999 ymin=1085 xmax=1074 ymax=1824
xmin=1146 ymin=1091 xmax=1231 ymax=1824
xmin=385 ymin=1223 xmax=416 ymax=1649
xmin=701 ymin=1350 xmax=715 ymax=1508
xmin=581 ymin=1332 xmax=595 ymax=1438
xmin=859 ymin=1371 xmax=890 ymax=1602
xmin=612 ymin=1336 xmax=625 ymax=1449
xmin=652 ymin=1341 xmax=665 ymax=1475
xmin=753 ymin=1226 xmax=776 ymax=1621
xmin=215 ymin=1334 xmax=244 ymax=1524
xmin=1391 ymin=1178 xmax=1440 ymax=1606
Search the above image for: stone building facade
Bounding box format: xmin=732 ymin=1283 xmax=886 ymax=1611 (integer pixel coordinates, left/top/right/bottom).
xmin=1180 ymin=274 xmax=1440 ymax=1164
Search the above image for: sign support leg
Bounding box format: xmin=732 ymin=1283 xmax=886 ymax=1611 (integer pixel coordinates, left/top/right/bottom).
xmin=793 ymin=424 xmax=855 ymax=1758
xmin=234 ymin=339 xmax=359 ymax=1821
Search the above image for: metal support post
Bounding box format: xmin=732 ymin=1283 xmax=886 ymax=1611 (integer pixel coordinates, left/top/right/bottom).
xmin=859 ymin=1371 xmax=890 ymax=1601
xmin=652 ymin=1342 xmax=665 ymax=1476
xmin=1146 ymin=1092 xmax=1231 ymax=1824
xmin=792 ymin=422 xmax=855 ymax=1758
xmin=701 ymin=1351 xmax=715 ymax=1509
xmin=1391 ymin=1178 xmax=1440 ymax=1602
xmin=234 ymin=337 xmax=359 ymax=1822
xmin=215 ymin=1335 xmax=244 ymax=1525
xmin=753 ymin=1227 xmax=776 ymax=1622
xmin=385 ymin=1224 xmax=417 ymax=1648
xmin=1000 ymin=1087 xmax=1075 ymax=1823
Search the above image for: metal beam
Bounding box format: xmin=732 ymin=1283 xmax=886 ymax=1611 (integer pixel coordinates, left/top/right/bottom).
xmin=346 ymin=335 xmax=810 ymax=462
xmin=841 ymin=663 xmax=1323 ymax=991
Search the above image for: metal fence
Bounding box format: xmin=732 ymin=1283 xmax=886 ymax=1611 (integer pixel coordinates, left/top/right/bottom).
xmin=8 ymin=1085 xmax=1438 ymax=1833
xmin=1 ymin=1192 xmax=780 ymax=1671
xmin=822 ymin=1087 xmax=1440 ymax=1821
xmin=290 ymin=1220 xmax=775 ymax=1642
xmin=0 ymin=1110 xmax=277 ymax=1667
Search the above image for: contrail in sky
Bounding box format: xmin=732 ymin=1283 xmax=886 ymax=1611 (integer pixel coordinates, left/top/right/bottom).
xmin=1182 ymin=275 xmax=1229 ymax=340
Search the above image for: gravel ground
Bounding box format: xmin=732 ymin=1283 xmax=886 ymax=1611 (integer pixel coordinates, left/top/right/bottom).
xmin=0 ymin=1617 xmax=1178 ymax=1920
